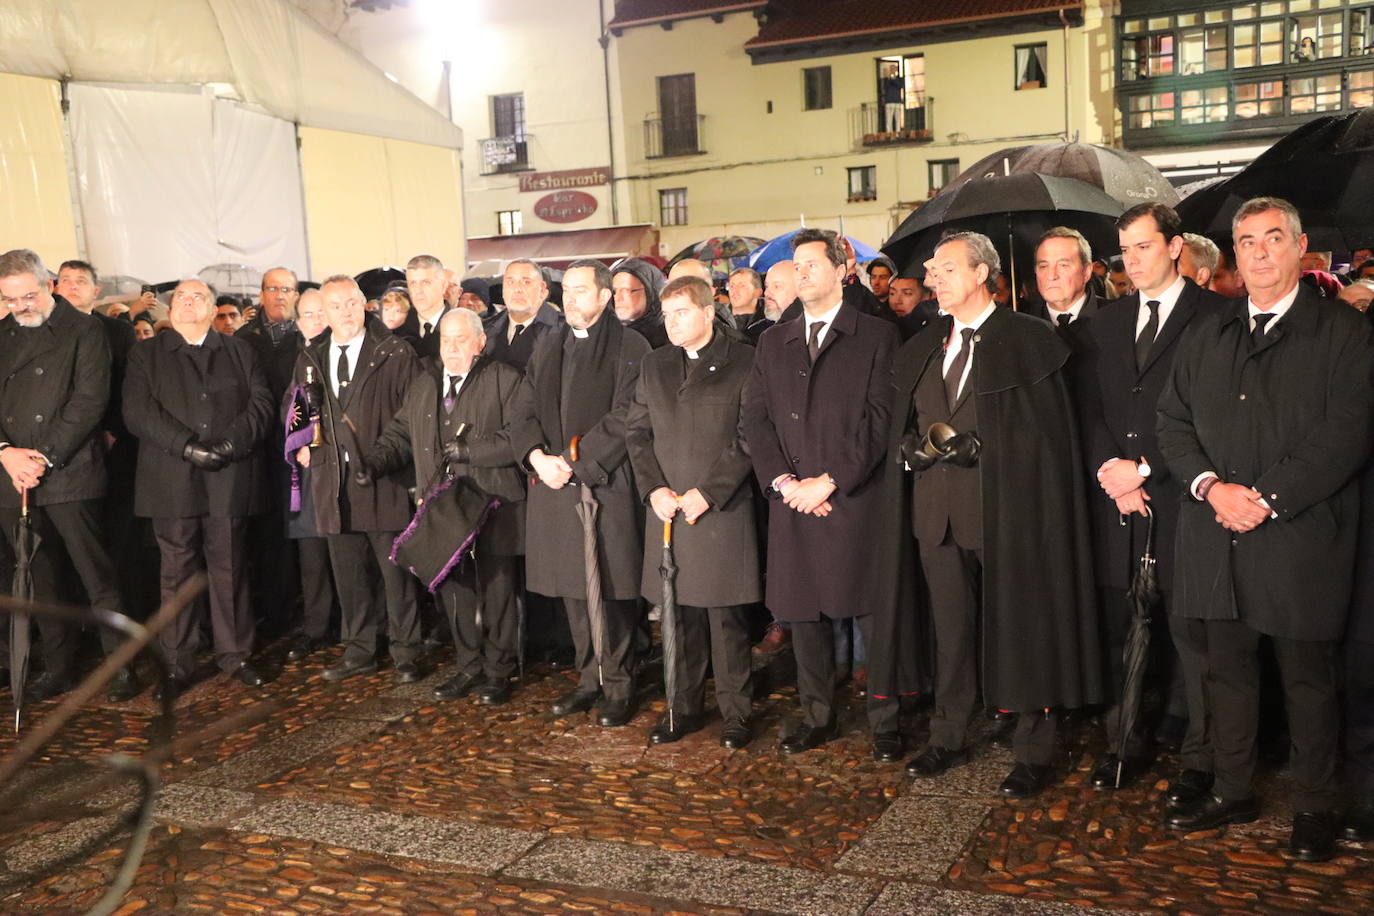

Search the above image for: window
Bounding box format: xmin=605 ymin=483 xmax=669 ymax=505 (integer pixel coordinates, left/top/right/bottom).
xmin=874 ymin=55 xmax=926 ymax=132
xmin=803 ymin=66 xmax=832 ymax=110
xmin=1351 ymin=8 xmax=1374 ymax=56
xmin=1291 ymin=12 xmax=1344 ymax=59
xmin=847 ymin=166 xmax=877 ymax=202
xmin=1290 ymin=72 xmax=1343 ymax=111
xmin=658 ymin=74 xmax=699 ymax=156
xmin=1234 ymin=79 xmax=1285 ymax=118
xmin=1233 ymin=19 xmax=1285 ymax=67
xmin=1179 ymin=26 xmax=1230 ymax=74
xmin=491 ymin=93 xmax=526 ymax=139
xmin=928 ymin=158 xmax=960 ymax=195
xmin=1126 ymin=91 xmax=1177 ymax=129
xmin=1181 ymin=85 xmax=1230 ymax=122
xmin=659 ymin=187 xmax=688 ymax=226
xmin=1123 ymin=33 xmax=1175 ymax=80
xmin=497 ymin=210 xmax=522 ymax=236
xmin=1352 ymin=68 xmax=1374 ymax=106
xmin=1015 ymin=43 xmax=1049 ymax=88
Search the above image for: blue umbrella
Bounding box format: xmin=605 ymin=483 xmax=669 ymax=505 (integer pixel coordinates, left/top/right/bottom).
xmin=749 ymin=229 xmax=881 ymax=274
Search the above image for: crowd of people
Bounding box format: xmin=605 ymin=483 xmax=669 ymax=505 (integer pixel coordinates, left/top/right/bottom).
xmin=3 ymin=193 xmax=1374 ymax=865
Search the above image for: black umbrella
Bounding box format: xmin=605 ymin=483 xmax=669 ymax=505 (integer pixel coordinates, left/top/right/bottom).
xmin=1113 ymin=506 xmax=1161 ymax=787
xmin=882 ymin=171 xmax=1124 ymax=308
xmin=354 ymin=266 xmax=407 ymax=302
xmin=1176 ymin=110 xmax=1374 ymax=250
xmin=569 ymin=436 xmax=609 ymax=688
xmin=659 ymin=518 xmax=681 ymax=732
xmin=952 ymin=142 xmax=1180 ymax=209
xmin=10 ymin=490 xmax=39 ymax=733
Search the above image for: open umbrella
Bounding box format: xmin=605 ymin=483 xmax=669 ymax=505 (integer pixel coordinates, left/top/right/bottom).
xmin=666 ymin=236 xmax=766 ymax=281
xmin=659 ymin=518 xmax=681 ymax=732
xmin=354 ymin=266 xmax=407 ymax=302
xmin=10 ymin=490 xmax=39 ymax=732
xmin=750 ymin=228 xmax=880 ymax=274
xmin=951 ymin=141 xmax=1179 ymax=209
xmin=198 ymin=263 xmax=263 ymax=297
xmin=1176 ymin=110 xmax=1374 ymax=249
xmin=569 ymin=436 xmax=608 ymax=688
xmin=1112 ymin=506 xmax=1161 ymax=787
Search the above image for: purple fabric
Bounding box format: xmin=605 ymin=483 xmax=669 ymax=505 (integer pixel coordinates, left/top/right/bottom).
xmin=283 ymin=382 xmax=319 ymax=514
xmin=389 ymin=472 xmax=503 ymax=593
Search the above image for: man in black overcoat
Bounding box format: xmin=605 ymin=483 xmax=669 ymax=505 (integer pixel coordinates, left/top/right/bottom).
xmin=513 ymin=259 xmax=650 ymax=727
xmin=0 ymin=250 xmax=138 ymax=702
xmin=1157 ymin=197 xmax=1374 ymax=861
xmin=292 ymin=275 xmax=423 ymax=685
xmin=741 ymin=229 xmax=900 ymax=759
xmin=483 ymin=259 xmax=564 ymax=372
xmin=627 ymin=276 xmax=760 ymax=749
xmin=124 ymin=278 xmax=275 ymax=697
xmin=365 ymin=309 xmax=528 ymax=706
xmin=1026 ymin=227 xmax=1101 ymax=352
xmin=891 ymin=231 xmax=1102 ymax=799
xmin=1079 ymin=204 xmax=1227 ymax=799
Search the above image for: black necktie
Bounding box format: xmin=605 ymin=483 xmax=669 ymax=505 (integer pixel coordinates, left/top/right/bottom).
xmin=422 ymin=321 xmax=432 ymax=338
xmin=944 ymin=327 xmax=975 ymax=409
xmin=511 ymin=323 xmax=525 ymax=341
xmin=807 ymin=321 xmax=823 ymax=363
xmin=444 ymin=374 xmax=461 ymax=412
xmin=337 ymin=346 xmax=351 ymax=389
xmin=1056 ymin=313 xmax=1072 ymax=328
xmin=1136 ymin=299 xmax=1160 ymax=371
xmin=1251 ymin=312 xmax=1274 ymax=349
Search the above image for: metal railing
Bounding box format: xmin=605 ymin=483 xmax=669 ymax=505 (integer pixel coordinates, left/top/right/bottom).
xmin=851 ymin=100 xmax=935 ymax=148
xmin=644 ymin=114 xmax=706 ymax=158
xmin=479 ymin=135 xmax=531 ymax=175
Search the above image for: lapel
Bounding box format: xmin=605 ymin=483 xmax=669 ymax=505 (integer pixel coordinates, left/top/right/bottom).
xmin=5 ymin=298 xmax=77 ymax=374
xmin=951 ymin=311 xmax=991 ymax=413
xmin=815 ymin=300 xmax=857 ymax=364
xmin=1138 ymin=281 xmax=1199 ymax=376
xmin=1248 ymin=284 xmax=1320 ymax=358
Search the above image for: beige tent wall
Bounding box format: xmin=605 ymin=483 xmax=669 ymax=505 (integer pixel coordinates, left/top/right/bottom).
xmin=0 ymin=74 xmax=80 ymax=265
xmin=299 ymin=126 xmax=465 ymax=277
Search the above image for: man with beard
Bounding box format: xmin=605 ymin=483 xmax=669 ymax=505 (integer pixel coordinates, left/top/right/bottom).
xmin=293 ymin=276 xmax=423 ymax=684
xmin=485 ymin=259 xmax=562 ymax=371
xmin=365 ymin=309 xmax=528 ymax=705
xmin=0 ymin=249 xmax=138 ymax=702
xmin=124 ymin=278 xmax=275 ymax=697
xmin=741 ymin=229 xmax=900 ymax=758
xmin=627 ymin=276 xmax=760 ymax=748
xmin=866 ymin=257 xmax=896 ymax=311
xmin=515 ymin=259 xmax=650 ymax=727
xmin=613 ymin=259 xmax=669 ymax=348
xmin=886 ymin=231 xmax=1101 ymax=798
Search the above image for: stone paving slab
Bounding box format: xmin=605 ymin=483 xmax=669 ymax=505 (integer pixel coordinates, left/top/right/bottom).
xmin=837 ymin=797 xmax=992 ymax=881
xmin=153 ymin=784 xmax=263 ymax=828
xmin=0 ymin=815 xmax=120 ymax=874
xmin=231 ymin=797 xmax=543 ymax=874
xmin=331 ymin=694 xmax=427 ymax=722
xmin=865 ymin=882 xmax=1161 ymax=916
xmin=183 ymin=717 xmax=382 ymax=788
xmin=505 ymin=836 xmax=883 ymax=916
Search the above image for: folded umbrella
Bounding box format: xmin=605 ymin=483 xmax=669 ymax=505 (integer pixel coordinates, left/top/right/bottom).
xmin=569 ymin=436 xmax=608 ymax=688
xmin=659 ymin=518 xmax=681 ymax=732
xmin=1113 ymin=506 xmax=1161 ymax=787
xmin=10 ymin=490 xmax=40 ymax=733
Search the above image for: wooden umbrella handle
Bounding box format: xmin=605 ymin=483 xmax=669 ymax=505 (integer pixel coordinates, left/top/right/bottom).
xmin=569 ymin=435 xmax=581 ymax=462
xmin=663 ymin=518 xmax=672 ymax=547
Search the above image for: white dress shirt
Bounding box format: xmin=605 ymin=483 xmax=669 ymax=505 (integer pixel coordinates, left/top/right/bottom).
xmin=803 ymin=300 xmax=844 ymax=350
xmin=1046 ymin=293 xmax=1088 ymax=325
xmin=507 ymin=318 xmax=532 ymax=343
xmin=331 ymin=335 xmax=362 ymax=398
xmin=443 ymin=369 xmax=466 ymax=401
xmin=1135 ymin=273 xmax=1187 ymax=339
xmin=942 ymin=302 xmax=997 ymax=401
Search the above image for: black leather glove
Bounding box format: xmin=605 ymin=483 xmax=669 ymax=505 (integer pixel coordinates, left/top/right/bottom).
xmin=939 ymin=431 xmax=982 ymax=468
xmin=205 ymin=438 xmax=235 ymax=463
xmin=352 ymin=460 xmax=374 ymax=488
xmin=441 ymin=438 xmax=470 ymax=465
xmin=183 ymin=440 xmax=227 ymax=471
xmin=899 ymin=430 xmax=939 ymax=471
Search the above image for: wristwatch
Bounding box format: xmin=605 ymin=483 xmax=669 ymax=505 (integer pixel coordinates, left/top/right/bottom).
xmin=1136 ymin=459 xmax=1151 ymax=478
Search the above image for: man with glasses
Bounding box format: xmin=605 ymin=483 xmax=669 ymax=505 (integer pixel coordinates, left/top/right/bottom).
xmin=125 ymin=278 xmax=275 ymax=699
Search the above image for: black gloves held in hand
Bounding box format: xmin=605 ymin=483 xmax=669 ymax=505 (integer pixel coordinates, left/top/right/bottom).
xmin=899 ymin=427 xmax=982 ymax=470
xmin=441 ymin=438 xmax=470 ymax=465
xmin=899 ymin=431 xmax=939 ymax=472
xmin=352 ymin=460 xmax=375 ymax=488
xmin=941 ymin=431 xmax=981 ymax=468
xmin=183 ymin=440 xmax=228 ymax=471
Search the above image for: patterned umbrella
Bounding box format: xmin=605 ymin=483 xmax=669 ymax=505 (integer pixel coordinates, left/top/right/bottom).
xmin=750 ymin=229 xmax=881 ymax=274
xmin=666 ymin=236 xmax=766 ymax=281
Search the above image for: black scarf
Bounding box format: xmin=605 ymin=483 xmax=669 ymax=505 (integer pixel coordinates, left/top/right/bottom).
xmin=536 ymin=310 xmax=623 ymax=452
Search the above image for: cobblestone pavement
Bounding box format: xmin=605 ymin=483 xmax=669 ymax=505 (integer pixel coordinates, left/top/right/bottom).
xmin=0 ymin=638 xmax=1371 ymax=915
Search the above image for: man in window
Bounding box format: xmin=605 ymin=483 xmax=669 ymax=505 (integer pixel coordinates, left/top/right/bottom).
xmin=881 ymin=63 xmax=904 ymax=132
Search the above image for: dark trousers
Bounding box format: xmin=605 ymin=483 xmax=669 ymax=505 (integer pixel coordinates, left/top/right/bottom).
xmin=438 ymin=553 xmax=519 ymax=681
xmin=294 ymin=536 xmax=337 ymax=642
xmin=1346 ymin=638 xmax=1374 ymax=797
xmin=666 ymin=604 xmax=753 ymax=721
xmin=922 ymin=541 xmax=1058 ymax=765
xmin=525 ymin=579 xmax=573 ymax=659
xmin=152 ymin=516 xmax=252 ymax=678
xmin=791 ymin=613 xmax=898 ymax=733
xmin=563 ymin=595 xmax=639 ymax=702
xmin=1197 ymin=618 xmax=1339 ymax=811
xmin=327 ymin=530 xmax=420 ymax=666
xmin=0 ymin=500 xmax=125 ymax=677
xmin=1169 ymin=616 xmax=1216 ymax=773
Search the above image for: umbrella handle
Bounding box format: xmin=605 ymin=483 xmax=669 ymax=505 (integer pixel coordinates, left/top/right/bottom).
xmin=20 ymin=488 xmax=27 ymax=519
xmin=663 ymin=518 xmax=673 ymax=548
xmin=568 ymin=435 xmax=581 ymax=462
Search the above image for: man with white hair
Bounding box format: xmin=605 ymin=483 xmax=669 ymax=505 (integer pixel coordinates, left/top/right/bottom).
xmin=1179 ymin=233 xmax=1221 ymax=289
xmin=292 ymin=274 xmax=423 ymax=684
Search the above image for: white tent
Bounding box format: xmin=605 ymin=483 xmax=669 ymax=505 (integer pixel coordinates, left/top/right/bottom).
xmin=0 ymin=0 xmax=466 ymax=282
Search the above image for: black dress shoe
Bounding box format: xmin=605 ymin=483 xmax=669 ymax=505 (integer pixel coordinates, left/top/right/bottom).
xmin=905 ymin=745 xmax=970 ymax=778
xmin=999 ymin=762 xmax=1053 ymax=799
xmin=649 ymin=712 xmax=703 ymax=744
xmin=434 ymin=671 xmax=485 ymax=701
xmin=394 ymin=661 xmax=423 ymax=684
xmin=286 ymin=636 xmax=330 ymax=662
xmin=550 ymin=687 xmax=600 ymax=717
xmin=779 ymin=722 xmax=838 ymax=754
xmin=106 ymin=668 xmax=142 ymax=702
xmin=27 ymin=671 xmax=74 ymax=703
xmin=1166 ymin=769 xmax=1215 ymax=809
xmin=1341 ymin=796 xmax=1374 ymax=842
xmin=872 ymin=732 xmax=903 ymax=763
xmin=1166 ymin=794 xmax=1259 ymax=831
xmin=477 ymin=679 xmax=512 ymax=706
xmin=597 ymin=698 xmax=637 ymax=728
xmin=321 ymin=658 xmax=379 ymax=682
xmin=720 ymin=716 xmax=751 ymax=749
xmin=1290 ymin=811 xmax=1337 ymax=862
xmin=1091 ymin=754 xmax=1152 ymax=790
xmin=989 ymin=716 xmax=1016 ymax=749
xmin=233 ymin=663 xmax=267 ymax=687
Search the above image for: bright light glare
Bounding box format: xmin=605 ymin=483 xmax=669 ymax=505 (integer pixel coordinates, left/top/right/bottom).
xmin=416 ymin=0 xmax=479 ymax=33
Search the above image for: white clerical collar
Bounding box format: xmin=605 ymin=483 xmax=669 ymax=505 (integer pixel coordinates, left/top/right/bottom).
xmin=571 ymin=327 xmax=589 ymax=339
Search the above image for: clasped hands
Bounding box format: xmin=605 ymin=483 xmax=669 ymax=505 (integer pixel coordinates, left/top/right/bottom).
xmin=184 ymin=439 xmax=234 ymax=471
xmin=1096 ymin=457 xmax=1150 ymax=518
xmin=1 ymin=447 xmax=48 ymax=492
xmin=529 ymin=448 xmax=574 ymax=489
xmin=779 ymin=475 xmax=835 ymax=517
xmin=1205 ymin=481 xmax=1269 ymax=533
xmin=649 ymin=487 xmax=711 ymax=524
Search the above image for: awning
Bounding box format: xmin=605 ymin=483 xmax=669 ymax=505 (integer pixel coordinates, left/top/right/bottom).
xmin=466 ymin=224 xmax=659 ymax=270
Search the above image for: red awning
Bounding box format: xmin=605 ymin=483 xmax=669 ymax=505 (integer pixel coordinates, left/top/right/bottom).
xmin=466 ymin=224 xmax=659 ymax=270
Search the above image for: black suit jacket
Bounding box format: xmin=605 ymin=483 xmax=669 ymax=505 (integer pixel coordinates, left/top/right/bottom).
xmin=1022 ymin=290 xmax=1101 ymax=356
xmin=1079 ymin=279 xmax=1226 ymax=589
xmin=483 ymin=302 xmax=563 ymax=371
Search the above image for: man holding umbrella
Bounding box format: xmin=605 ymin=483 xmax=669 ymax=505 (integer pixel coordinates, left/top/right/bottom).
xmin=0 ymin=249 xmax=139 ymax=703
xmin=1157 ymin=197 xmax=1374 ymax=861
xmin=514 ymin=259 xmax=650 ymax=727
xmin=626 ymin=275 xmax=759 ymax=748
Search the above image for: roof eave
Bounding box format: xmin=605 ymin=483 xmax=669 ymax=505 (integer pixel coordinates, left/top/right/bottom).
xmin=608 ymin=1 xmax=767 ymax=32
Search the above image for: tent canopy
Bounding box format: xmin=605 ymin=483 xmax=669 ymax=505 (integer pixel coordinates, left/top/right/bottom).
xmin=0 ymin=0 xmax=462 ymax=150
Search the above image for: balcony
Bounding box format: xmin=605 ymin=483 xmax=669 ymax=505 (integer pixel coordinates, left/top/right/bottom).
xmin=851 ymin=100 xmax=934 ymax=149
xmin=643 ymin=115 xmax=706 ymax=159
xmin=479 ymin=135 xmax=531 ymax=175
